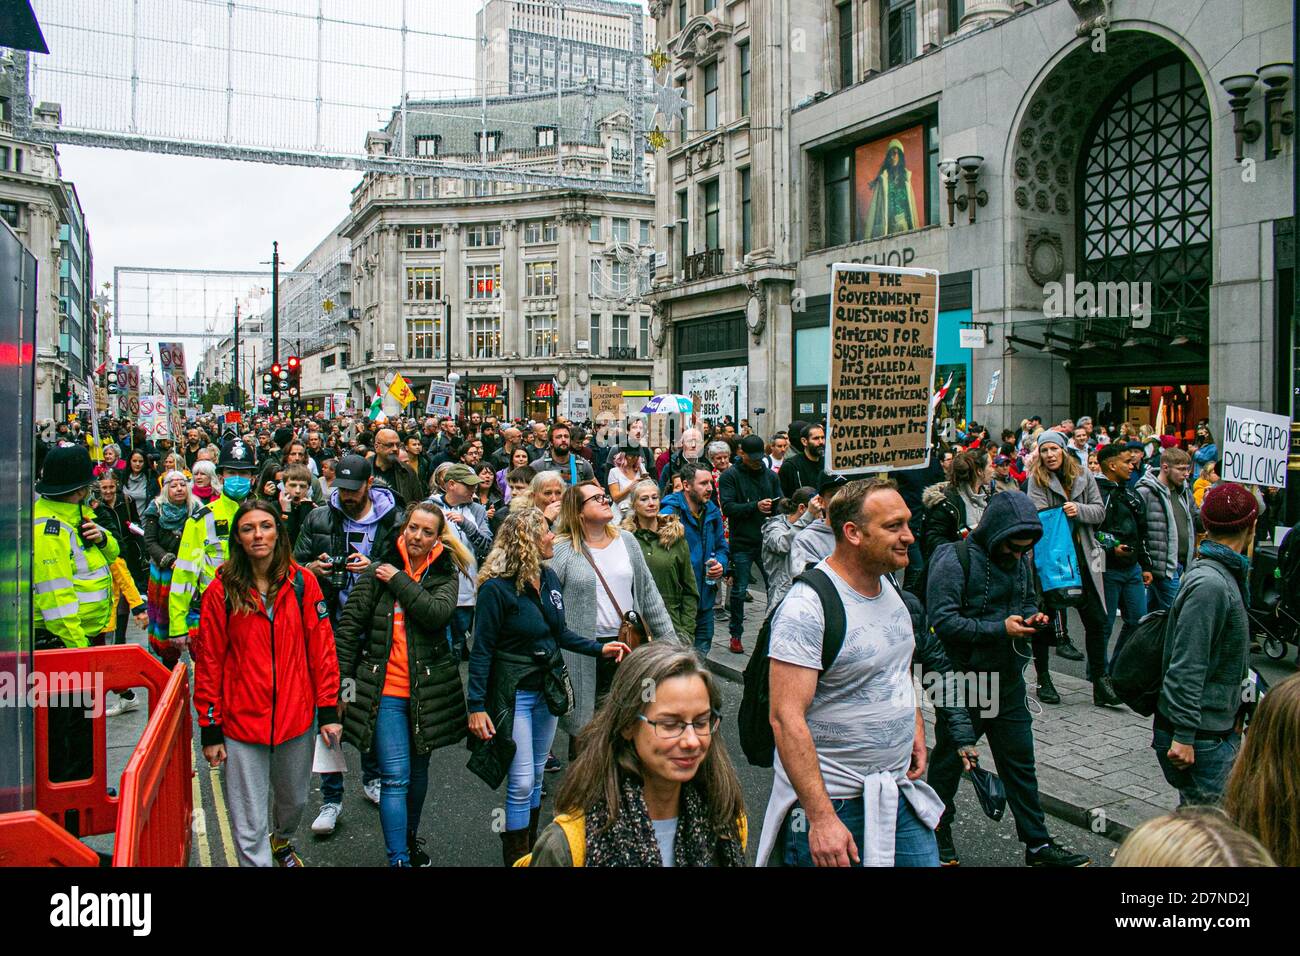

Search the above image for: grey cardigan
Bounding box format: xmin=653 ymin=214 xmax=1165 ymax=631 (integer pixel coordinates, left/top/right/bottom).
xmin=548 ymin=530 xmax=678 ymax=731
xmin=1025 ymin=467 xmax=1107 ymax=607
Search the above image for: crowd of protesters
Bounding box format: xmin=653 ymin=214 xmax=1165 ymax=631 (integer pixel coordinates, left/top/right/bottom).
xmin=30 ymin=402 xmax=1298 ymax=869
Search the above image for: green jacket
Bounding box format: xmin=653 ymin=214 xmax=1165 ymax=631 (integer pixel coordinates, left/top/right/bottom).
xmin=629 ymin=526 xmax=699 ymax=643
xmin=33 ymin=497 xmax=121 ymax=647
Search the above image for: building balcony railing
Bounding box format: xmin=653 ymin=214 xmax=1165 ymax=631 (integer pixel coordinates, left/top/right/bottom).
xmin=683 ymin=248 xmax=725 ymax=282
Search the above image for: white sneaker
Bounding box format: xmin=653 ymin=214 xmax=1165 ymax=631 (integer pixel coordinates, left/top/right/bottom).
xmin=105 ymin=695 xmax=140 ymax=717
xmin=311 ymin=803 xmax=342 ymax=835
xmin=363 ymin=780 xmax=382 ymax=806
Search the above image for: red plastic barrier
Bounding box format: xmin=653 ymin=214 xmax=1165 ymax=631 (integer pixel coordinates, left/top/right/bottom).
xmin=0 ymin=811 xmax=99 ymax=867
xmin=31 ymin=645 xmax=172 ymax=837
xmin=113 ymin=663 xmax=192 ymax=866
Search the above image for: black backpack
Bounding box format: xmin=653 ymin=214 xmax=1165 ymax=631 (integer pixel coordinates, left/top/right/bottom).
xmin=1109 ymin=607 xmax=1171 ymax=716
xmin=738 ymin=568 xmax=847 ymax=768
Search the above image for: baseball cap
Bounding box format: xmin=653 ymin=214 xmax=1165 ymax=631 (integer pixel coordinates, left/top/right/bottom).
xmin=333 ymin=454 xmax=373 ymax=491
xmin=818 ymin=472 xmax=849 ymax=496
xmin=740 ymin=434 xmax=765 ymax=458
xmin=993 ymin=455 xmax=1011 ymax=466
xmin=444 ymin=463 xmax=482 ymax=486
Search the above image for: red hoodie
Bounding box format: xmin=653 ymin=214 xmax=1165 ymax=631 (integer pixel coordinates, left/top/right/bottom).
xmin=194 ymin=563 xmax=339 ymax=748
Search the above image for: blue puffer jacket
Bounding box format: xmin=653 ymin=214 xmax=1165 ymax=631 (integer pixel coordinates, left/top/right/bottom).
xmin=659 ymin=491 xmax=730 ymax=592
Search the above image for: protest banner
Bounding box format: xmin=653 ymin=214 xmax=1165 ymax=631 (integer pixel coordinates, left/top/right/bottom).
xmin=1222 ymin=405 xmax=1291 ymax=489
xmin=826 ymin=264 xmax=939 ymax=474
xmin=591 ymin=385 xmax=623 ymax=422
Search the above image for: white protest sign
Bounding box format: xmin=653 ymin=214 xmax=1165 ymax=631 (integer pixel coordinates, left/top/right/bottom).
xmin=1221 ymin=405 xmax=1291 ymax=489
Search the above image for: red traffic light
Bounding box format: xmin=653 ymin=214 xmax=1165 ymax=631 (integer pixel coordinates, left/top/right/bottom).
xmin=287 ymin=356 xmax=300 ymax=370
xmin=271 ymin=362 xmax=282 ymax=377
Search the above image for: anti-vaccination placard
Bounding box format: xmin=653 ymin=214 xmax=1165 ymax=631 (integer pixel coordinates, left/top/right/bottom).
xmin=826 ymin=264 xmax=940 ymax=475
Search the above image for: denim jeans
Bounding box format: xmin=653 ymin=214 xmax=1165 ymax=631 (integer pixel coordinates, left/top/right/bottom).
xmin=446 ymin=606 xmax=474 ymax=655
xmin=1103 ymin=563 xmax=1148 ymax=672
xmin=728 ymin=548 xmax=769 ymax=640
xmin=507 ymin=689 xmax=558 ymax=831
xmin=928 ymin=688 xmax=1053 ymax=846
xmin=692 ymin=593 xmax=716 ymax=656
xmin=1146 ymin=567 xmax=1183 ymax=613
xmin=375 ymin=695 xmax=431 ymax=865
xmin=779 ymin=795 xmax=939 ymax=867
xmin=320 ymin=745 xmax=381 ymax=805
xmin=1152 ymin=727 xmax=1241 ymax=806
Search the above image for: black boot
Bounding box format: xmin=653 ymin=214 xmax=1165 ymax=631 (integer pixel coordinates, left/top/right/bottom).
xmin=1093 ymin=674 xmax=1122 ymax=708
xmin=1036 ymin=672 xmax=1061 ymax=705
xmin=500 ymin=828 xmax=530 ymax=867
xmin=407 ymin=831 xmax=432 ymax=867
xmin=1056 ymin=637 xmax=1084 ymax=661
xmin=528 ymin=807 xmax=541 ymax=850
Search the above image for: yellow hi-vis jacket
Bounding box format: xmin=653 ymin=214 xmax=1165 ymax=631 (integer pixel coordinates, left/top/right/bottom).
xmin=33 ymin=497 xmax=121 ymax=648
xmin=168 ymin=494 xmax=240 ymax=639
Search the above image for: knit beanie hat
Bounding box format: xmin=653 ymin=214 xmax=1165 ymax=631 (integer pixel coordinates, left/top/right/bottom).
xmin=1036 ymin=430 xmax=1068 ymax=450
xmin=273 ymin=427 xmax=294 ymax=449
xmin=1200 ymin=482 xmax=1258 ymax=534
xmin=1159 ymin=435 xmax=1179 ymax=449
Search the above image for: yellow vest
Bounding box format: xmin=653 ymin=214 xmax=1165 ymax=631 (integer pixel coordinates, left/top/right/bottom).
xmin=168 ymin=494 xmax=241 ymax=638
xmin=33 ymin=497 xmax=121 ymax=648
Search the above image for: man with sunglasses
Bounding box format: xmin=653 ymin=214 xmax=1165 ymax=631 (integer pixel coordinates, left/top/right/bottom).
xmin=925 ymin=490 xmax=1091 ymax=868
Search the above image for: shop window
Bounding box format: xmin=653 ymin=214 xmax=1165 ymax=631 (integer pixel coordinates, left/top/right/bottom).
xmin=406 ymin=317 xmax=442 ymax=360
xmin=527 ymin=314 xmax=558 ymax=357
xmin=468 ymin=315 xmax=501 ymax=358
xmin=466 ymin=263 xmax=502 ymax=299
xmin=819 ymin=119 xmax=934 ymax=247
xmin=525 ymin=261 xmax=557 ymax=298
xmin=405 ymin=266 xmax=442 ymax=301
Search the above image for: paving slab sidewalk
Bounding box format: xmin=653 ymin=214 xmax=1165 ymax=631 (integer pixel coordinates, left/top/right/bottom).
xmin=702 ymin=587 xmax=1177 ymax=841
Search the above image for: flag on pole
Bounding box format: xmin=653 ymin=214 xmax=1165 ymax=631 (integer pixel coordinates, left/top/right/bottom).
xmin=931 ymin=371 xmax=955 ymax=411
xmin=368 ymin=385 xmax=387 ymax=423
xmin=388 ymin=372 xmax=416 ymax=408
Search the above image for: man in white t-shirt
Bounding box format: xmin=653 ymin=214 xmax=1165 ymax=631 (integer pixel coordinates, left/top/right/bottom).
xmin=757 ymin=477 xmax=947 ymax=867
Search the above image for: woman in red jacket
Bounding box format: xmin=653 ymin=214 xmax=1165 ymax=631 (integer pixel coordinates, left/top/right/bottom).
xmin=194 ymin=499 xmax=341 ymax=868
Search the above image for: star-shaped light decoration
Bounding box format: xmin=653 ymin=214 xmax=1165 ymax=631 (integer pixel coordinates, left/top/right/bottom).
xmin=647 ymin=127 xmax=669 ymax=150
xmin=652 ymin=80 xmax=691 ymax=130
xmin=646 ymin=48 xmax=671 ymax=74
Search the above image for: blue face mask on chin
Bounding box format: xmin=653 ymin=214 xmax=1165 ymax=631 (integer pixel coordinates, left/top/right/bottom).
xmin=222 ymin=475 xmax=251 ymax=501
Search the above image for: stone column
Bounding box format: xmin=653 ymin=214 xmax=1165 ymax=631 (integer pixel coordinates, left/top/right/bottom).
xmin=501 ymin=218 xmax=520 ymax=358
xmin=444 ymin=222 xmax=463 ymax=361
xmin=959 ymin=0 xmax=1015 ymax=31
xmin=380 ymin=223 xmax=401 ymax=365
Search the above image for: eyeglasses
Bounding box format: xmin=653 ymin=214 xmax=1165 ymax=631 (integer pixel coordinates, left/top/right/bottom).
xmin=638 ymin=712 xmax=722 ymax=739
xmin=582 ymin=494 xmax=613 ymax=507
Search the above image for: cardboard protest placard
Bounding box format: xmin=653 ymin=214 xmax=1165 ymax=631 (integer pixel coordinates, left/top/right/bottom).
xmin=591 ymin=385 xmax=623 ymax=422
xmin=1222 ymin=405 xmax=1291 ymax=489
xmin=826 ymin=264 xmax=939 ymax=474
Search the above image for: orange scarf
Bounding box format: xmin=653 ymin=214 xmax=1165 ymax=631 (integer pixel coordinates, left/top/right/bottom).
xmin=383 ymin=537 xmax=444 ymax=697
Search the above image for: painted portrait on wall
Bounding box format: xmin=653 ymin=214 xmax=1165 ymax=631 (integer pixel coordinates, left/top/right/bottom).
xmin=854 ymin=125 xmax=927 ymax=241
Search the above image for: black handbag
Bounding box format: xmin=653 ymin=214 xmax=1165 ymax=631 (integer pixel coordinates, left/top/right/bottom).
xmin=466 ymin=730 xmax=517 ymax=790
xmin=542 ymin=649 xmax=575 ymax=717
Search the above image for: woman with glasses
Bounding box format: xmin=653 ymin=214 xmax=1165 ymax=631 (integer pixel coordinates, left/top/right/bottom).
xmin=551 ymin=481 xmax=677 ymax=739
xmin=621 ymin=478 xmax=698 ymax=644
xmin=525 ymin=641 xmax=747 ymax=867
xmin=468 ymin=508 xmax=630 ymax=865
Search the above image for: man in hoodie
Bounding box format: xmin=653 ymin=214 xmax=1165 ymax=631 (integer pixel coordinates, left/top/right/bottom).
xmin=1094 ymin=443 xmax=1154 ymax=705
xmin=660 ymin=464 xmax=730 ymax=655
xmin=718 ymin=434 xmax=783 ymax=653
xmin=926 ymin=491 xmax=1091 ymax=868
xmin=294 ymin=454 xmax=401 ymax=835
xmin=1154 ymin=482 xmax=1256 ymax=805
xmin=1135 ymin=446 xmax=1199 ymax=612
xmin=789 ymin=473 xmax=848 ymax=576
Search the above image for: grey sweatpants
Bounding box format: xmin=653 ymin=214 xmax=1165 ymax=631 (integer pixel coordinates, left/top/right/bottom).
xmin=222 ymin=729 xmax=314 ymax=867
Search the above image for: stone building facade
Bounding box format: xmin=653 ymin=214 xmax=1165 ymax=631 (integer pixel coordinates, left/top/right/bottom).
xmin=346 ymin=88 xmax=656 ymax=420
xmin=648 ymin=0 xmax=1295 ymax=460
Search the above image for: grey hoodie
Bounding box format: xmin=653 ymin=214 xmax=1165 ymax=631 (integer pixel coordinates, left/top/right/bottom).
xmin=789 ymin=520 xmax=835 ymax=577
xmin=761 ymin=510 xmax=816 ymax=607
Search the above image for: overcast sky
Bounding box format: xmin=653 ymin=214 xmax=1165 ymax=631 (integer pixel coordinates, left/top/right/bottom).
xmin=35 ymin=0 xmax=650 ymax=359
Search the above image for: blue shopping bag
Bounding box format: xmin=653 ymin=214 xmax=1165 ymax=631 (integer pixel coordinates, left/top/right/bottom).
xmin=1034 ymin=507 xmax=1084 ymax=607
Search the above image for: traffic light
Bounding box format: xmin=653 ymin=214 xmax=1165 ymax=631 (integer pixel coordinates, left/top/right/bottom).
xmin=286 ymin=356 xmax=301 ymax=414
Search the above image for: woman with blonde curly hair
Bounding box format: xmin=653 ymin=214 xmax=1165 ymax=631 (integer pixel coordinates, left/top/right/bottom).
xmin=622 ymin=479 xmax=698 ymax=644
xmin=467 ymin=507 xmax=629 ymax=865
xmin=1224 ymin=672 xmax=1300 ymax=867
xmin=1113 ymin=806 xmax=1274 ymax=867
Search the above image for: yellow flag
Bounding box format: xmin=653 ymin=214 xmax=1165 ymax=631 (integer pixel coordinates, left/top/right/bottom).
xmin=388 ymin=372 xmax=416 ymax=407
